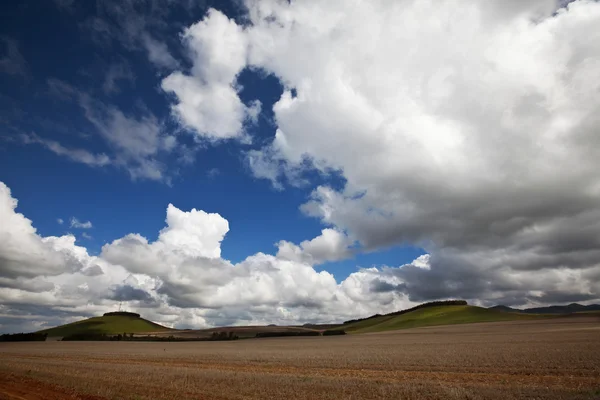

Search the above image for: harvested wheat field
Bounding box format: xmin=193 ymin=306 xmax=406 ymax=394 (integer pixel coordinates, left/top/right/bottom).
xmin=1 ymin=317 xmax=600 ymax=400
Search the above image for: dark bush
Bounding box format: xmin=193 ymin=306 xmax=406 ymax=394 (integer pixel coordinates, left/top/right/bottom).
xmin=210 ymin=331 xmax=239 ymax=341
xmin=103 ymin=312 xmax=140 ymax=318
xmin=323 ymin=330 xmax=346 ymax=336
xmin=0 ymin=332 xmax=47 ymax=342
xmin=62 ymin=333 xmax=110 ymax=341
xmin=62 ymin=332 xmax=209 ymax=342
xmin=255 ymin=331 xmax=320 ymax=338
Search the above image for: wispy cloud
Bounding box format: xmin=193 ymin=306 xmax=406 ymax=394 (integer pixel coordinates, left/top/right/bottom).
xmin=70 ymin=217 xmax=92 ymax=229
xmin=57 ymin=218 xmax=64 ymax=225
xmin=20 ymin=133 xmax=111 ymax=167
xmin=53 ymin=0 xmax=75 ymax=12
xmin=141 ymin=34 xmax=179 ymax=69
xmin=102 ymin=60 xmax=135 ymax=94
xmin=81 ymin=0 xmax=184 ymax=70
xmin=44 ymin=79 xmax=177 ymax=183
xmin=207 ymin=168 xmax=220 ymax=178
xmin=0 ymin=37 xmax=28 ymax=77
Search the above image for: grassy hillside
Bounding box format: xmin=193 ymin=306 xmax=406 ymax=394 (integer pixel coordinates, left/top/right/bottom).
xmin=38 ymin=314 xmax=172 ymax=337
xmin=342 ymin=305 xmax=545 ymax=334
xmin=491 ymin=303 xmax=600 ymax=314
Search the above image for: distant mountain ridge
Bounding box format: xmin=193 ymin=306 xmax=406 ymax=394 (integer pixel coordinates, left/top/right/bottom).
xmin=489 ymin=303 xmax=600 ymax=314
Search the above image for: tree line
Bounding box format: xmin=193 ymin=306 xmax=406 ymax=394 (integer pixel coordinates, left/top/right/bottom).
xmin=0 ymin=332 xmax=48 ymax=342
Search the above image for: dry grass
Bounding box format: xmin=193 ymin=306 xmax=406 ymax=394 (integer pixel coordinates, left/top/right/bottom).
xmin=1 ymin=316 xmax=600 ymax=399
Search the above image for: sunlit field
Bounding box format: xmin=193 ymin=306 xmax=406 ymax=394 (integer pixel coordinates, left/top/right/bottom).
xmin=2 ymin=317 xmax=599 ymax=400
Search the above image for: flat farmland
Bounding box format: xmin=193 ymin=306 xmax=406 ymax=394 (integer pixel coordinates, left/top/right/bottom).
xmin=1 ymin=317 xmax=599 ymax=400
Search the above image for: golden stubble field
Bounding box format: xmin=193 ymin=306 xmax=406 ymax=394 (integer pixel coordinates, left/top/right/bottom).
xmin=1 ymin=317 xmax=600 ymax=400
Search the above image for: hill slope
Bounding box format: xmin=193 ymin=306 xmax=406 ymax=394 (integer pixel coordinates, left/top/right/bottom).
xmin=341 ymin=305 xmax=544 ymax=334
xmin=38 ymin=313 xmax=172 ymax=337
xmin=490 ymin=303 xmax=600 ymax=314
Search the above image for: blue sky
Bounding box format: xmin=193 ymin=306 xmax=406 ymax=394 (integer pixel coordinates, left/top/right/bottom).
xmin=0 ymin=0 xmax=422 ymax=281
xmin=1 ymin=0 xmax=599 ymax=332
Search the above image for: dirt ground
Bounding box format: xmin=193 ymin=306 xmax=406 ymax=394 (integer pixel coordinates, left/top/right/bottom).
xmin=1 ymin=317 xmax=599 ymax=400
xmin=0 ymin=373 xmax=107 ymax=400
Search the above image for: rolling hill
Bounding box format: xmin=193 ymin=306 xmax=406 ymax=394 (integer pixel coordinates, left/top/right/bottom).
xmin=35 ymin=301 xmax=591 ymax=339
xmin=38 ymin=312 xmax=172 ymax=337
xmin=339 ymin=305 xmax=544 ymax=334
xmin=489 ymin=303 xmax=600 ymax=314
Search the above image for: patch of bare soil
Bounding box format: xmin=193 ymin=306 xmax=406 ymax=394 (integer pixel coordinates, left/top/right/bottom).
xmin=0 ymin=373 xmax=107 ymax=400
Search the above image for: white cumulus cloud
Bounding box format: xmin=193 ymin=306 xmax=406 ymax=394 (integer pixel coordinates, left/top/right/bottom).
xmin=164 ymin=0 xmax=600 ymax=306
xmin=161 ymin=9 xmax=261 ymax=140
xmin=276 ymin=229 xmax=354 ymax=265
xmin=0 ymin=183 xmax=86 ymax=279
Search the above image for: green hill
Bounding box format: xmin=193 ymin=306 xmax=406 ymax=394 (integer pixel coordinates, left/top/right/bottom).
xmin=490 ymin=303 xmax=600 ymax=314
xmin=341 ymin=305 xmax=545 ymax=334
xmin=38 ymin=312 xmax=172 ymax=337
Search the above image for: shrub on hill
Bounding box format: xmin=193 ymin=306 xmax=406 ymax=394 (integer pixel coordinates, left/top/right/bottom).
xmin=103 ymin=312 xmax=141 ymax=318
xmin=387 ymin=300 xmax=468 ymax=316
xmin=343 ymin=300 xmax=468 ymax=324
xmin=343 ymin=314 xmax=383 ymax=325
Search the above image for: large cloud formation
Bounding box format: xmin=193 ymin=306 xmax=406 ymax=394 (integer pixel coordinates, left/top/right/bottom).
xmin=3 ymin=0 xmax=600 ymax=333
xmin=162 ymin=0 xmax=600 ymax=307
xmin=0 ymin=182 xmax=410 ymax=333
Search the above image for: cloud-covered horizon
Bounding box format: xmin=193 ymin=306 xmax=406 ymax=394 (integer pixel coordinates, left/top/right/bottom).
xmin=0 ymin=181 xmax=416 ymax=333
xmin=1 ymin=176 xmax=598 ymax=334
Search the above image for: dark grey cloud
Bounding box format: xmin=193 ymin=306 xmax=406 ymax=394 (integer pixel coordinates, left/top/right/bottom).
xmin=108 ymin=284 xmax=153 ymax=303
xmin=370 ymin=279 xmax=404 ymax=294
xmin=81 ymin=264 xmax=104 ymax=276
xmin=0 ymin=303 xmax=94 ymax=334
xmin=0 ymin=243 xmax=84 ymax=280
xmin=0 ymin=303 xmax=90 ymax=319
xmin=303 ymin=163 xmax=600 ymax=307
xmin=0 ymin=277 xmax=55 ymax=292
xmin=373 ymin=246 xmax=600 ymax=307
xmin=384 ymin=264 xmax=497 ymax=303
xmin=527 ymin=291 xmax=598 ymax=305
xmin=282 ymin=299 xmax=324 ymax=309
